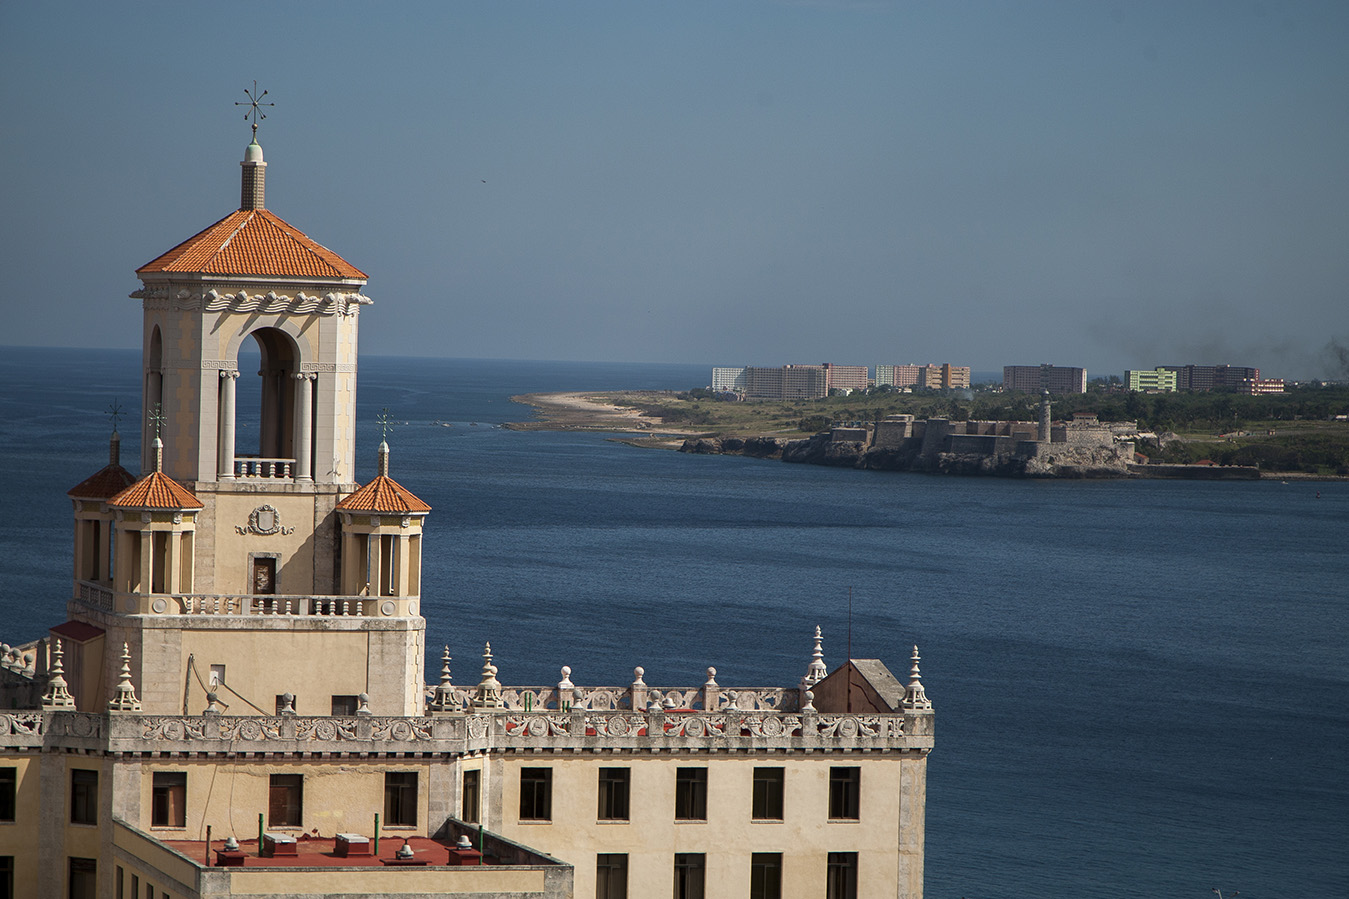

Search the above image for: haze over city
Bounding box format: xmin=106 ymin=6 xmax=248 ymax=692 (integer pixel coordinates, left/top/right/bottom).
xmin=3 ymin=1 xmax=1347 ymax=379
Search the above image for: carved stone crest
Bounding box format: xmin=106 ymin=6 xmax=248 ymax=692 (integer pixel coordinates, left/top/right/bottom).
xmin=236 ymin=504 xmax=294 ymax=536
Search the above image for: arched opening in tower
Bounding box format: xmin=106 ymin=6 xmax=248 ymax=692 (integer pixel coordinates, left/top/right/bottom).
xmin=233 ymin=328 xmax=307 ymax=477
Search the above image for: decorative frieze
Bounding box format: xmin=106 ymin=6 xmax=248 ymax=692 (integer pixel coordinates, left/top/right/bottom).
xmin=131 ymin=287 xmax=372 ymax=316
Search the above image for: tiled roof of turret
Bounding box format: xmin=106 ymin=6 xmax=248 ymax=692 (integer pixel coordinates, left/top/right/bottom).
xmin=67 ymin=463 xmax=138 ymax=500
xmin=336 ymin=476 xmax=431 ymax=514
xmin=109 ymin=471 xmax=204 ymax=511
xmin=137 ymin=208 xmax=367 ymax=281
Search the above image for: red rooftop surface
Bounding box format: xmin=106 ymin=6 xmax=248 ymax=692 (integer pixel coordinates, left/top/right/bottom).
xmin=137 ymin=208 xmax=367 ymax=281
xmin=161 ymin=835 xmax=492 ymax=869
xmin=109 ymin=470 xmax=204 ymax=511
xmin=335 ymin=475 xmax=432 ymax=514
xmin=67 ymin=462 xmax=137 ymax=500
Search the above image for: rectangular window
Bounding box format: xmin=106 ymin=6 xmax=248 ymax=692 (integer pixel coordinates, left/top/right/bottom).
xmin=461 ymin=770 xmax=480 ymax=824
xmin=828 ymin=767 xmax=860 ymax=820
xmin=673 ymin=853 xmax=706 ymax=899
xmin=331 ymin=695 xmax=359 ymax=716
xmin=752 ymin=768 xmax=784 ymax=820
xmin=674 ymin=768 xmax=707 ymax=821
xmin=70 ymin=769 xmax=98 ymax=825
xmin=597 ymin=768 xmax=630 ymax=821
xmin=519 ymin=768 xmax=551 ymax=821
xmin=826 ymin=852 xmax=858 ymax=899
xmin=209 ymin=664 xmax=225 ymax=688
xmin=1 ymin=857 xmax=13 ymax=899
xmin=268 ymin=774 xmax=303 ymax=828
xmin=151 ymin=772 xmax=186 ymax=828
xmin=595 ymin=853 xmax=628 ymax=899
xmin=115 ymin=865 xmax=123 ymax=899
xmin=750 ymin=853 xmax=783 ymax=899
xmin=68 ymin=857 xmax=96 ymax=899
xmin=384 ymin=772 xmax=417 ymax=827
xmin=274 ymin=695 xmax=296 ymax=715
xmin=0 ymin=769 xmax=14 ymax=822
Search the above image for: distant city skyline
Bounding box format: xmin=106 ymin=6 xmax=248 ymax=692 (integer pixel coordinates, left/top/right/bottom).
xmin=3 ymin=2 xmax=1347 ymax=379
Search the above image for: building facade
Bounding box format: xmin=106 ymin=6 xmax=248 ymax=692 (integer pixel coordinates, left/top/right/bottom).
xmin=1002 ymin=364 xmax=1087 ymax=395
xmin=1125 ymin=368 xmax=1178 ymax=392
xmin=0 ymin=133 xmax=933 ymax=899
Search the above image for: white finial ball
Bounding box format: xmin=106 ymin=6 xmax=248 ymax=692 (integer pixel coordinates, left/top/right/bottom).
xmin=706 ymin=666 xmax=716 ymax=678
xmin=634 ymin=666 xmax=644 ymax=678
xmin=561 ymin=666 xmax=571 ymax=677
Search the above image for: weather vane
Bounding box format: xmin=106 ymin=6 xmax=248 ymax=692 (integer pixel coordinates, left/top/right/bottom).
xmin=377 ymin=408 xmax=394 ymax=443
xmin=106 ymin=399 xmax=123 ymax=432
xmin=149 ymin=403 xmax=167 ymax=441
xmin=235 ymin=81 xmax=274 ymax=137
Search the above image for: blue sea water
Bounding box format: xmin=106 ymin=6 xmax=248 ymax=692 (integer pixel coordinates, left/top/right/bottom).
xmin=1 ymin=347 xmax=1346 ymax=898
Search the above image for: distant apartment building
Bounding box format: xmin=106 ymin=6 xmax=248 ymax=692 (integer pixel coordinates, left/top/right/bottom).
xmin=1160 ymin=364 xmax=1260 ymax=392
xmin=1003 ymin=364 xmax=1087 ymax=395
xmin=1244 ymin=377 xmax=1285 ymax=395
xmin=822 ymin=363 xmax=869 ymax=392
xmin=876 ymin=364 xmax=971 ymax=390
xmin=1125 ymin=368 xmax=1178 ymax=392
xmin=711 ymin=367 xmax=747 ymax=391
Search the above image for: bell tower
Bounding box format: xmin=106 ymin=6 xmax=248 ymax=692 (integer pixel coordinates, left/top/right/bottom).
xmin=62 ymin=100 xmax=427 ymax=717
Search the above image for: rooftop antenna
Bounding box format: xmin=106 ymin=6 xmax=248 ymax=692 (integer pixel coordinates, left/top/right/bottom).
xmin=235 ymin=81 xmax=274 ymax=138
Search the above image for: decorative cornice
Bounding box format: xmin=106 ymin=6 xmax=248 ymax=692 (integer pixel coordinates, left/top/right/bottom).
xmin=131 ymin=287 xmax=372 ymax=316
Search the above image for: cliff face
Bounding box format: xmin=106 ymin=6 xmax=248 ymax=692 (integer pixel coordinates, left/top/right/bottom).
xmin=680 ymin=433 xmax=1136 ymax=478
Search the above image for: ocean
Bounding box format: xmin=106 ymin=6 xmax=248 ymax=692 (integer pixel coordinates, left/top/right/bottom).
xmin=1 ymin=347 xmax=1345 ymax=898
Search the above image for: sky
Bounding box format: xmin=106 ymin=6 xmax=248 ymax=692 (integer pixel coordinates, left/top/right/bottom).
xmin=3 ymin=1 xmax=1348 ymax=379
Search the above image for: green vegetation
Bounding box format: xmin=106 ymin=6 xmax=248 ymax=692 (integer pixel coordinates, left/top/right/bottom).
xmin=609 ymin=384 xmax=1349 ymax=474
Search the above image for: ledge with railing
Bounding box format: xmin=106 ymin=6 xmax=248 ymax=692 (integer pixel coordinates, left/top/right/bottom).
xmin=71 ymin=583 xmax=416 ymax=619
xmin=233 ymin=456 xmax=295 ymax=479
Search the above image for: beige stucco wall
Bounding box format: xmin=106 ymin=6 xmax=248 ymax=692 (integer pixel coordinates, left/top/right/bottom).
xmin=0 ymin=754 xmax=42 ymax=898
xmin=493 ymin=753 xmax=924 ymax=899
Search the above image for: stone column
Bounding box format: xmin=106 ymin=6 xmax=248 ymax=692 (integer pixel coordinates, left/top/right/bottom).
xmin=218 ymin=370 xmax=239 ymax=479
xmin=294 ymin=373 xmax=315 ymax=482
xmin=165 ymin=528 xmax=181 ymax=594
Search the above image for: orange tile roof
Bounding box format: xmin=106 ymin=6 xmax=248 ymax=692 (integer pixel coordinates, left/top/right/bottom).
xmin=109 ymin=471 xmax=204 ymax=511
xmin=67 ymin=463 xmax=138 ymax=499
xmin=137 ymin=209 xmax=367 ymax=280
xmin=336 ymin=476 xmax=432 ymax=515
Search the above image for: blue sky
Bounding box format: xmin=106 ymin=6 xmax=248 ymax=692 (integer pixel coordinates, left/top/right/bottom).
xmin=3 ymin=1 xmax=1347 ymax=378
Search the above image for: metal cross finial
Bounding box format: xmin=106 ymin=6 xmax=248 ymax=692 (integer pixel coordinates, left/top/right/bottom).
xmin=148 ymin=403 xmax=167 ymax=441
xmin=377 ymin=408 xmax=394 ymax=443
xmin=106 ymin=399 xmax=123 ymax=432
xmin=236 ymin=81 xmax=275 ymax=137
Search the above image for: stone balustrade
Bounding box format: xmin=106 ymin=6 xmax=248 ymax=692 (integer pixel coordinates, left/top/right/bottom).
xmin=0 ymin=706 xmax=932 ymax=755
xmin=233 ymin=456 xmax=295 ymax=479
xmin=71 ymin=586 xmax=412 ymax=619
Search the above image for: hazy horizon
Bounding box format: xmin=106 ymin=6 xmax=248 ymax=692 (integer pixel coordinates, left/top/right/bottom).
xmin=4 ymin=2 xmax=1347 ymax=379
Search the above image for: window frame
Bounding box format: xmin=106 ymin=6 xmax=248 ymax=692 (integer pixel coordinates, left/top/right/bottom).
xmin=828 ymin=767 xmax=860 ymax=821
xmin=752 ymin=767 xmax=784 ymax=821
xmin=0 ymin=768 xmax=14 ymax=822
xmin=826 ymin=851 xmax=858 ymax=899
xmin=673 ymin=853 xmax=706 ymax=899
xmin=674 ymin=768 xmax=707 ymax=821
xmin=330 ymin=695 xmax=360 ymax=716
xmin=750 ymin=852 xmax=783 ymax=899
xmin=268 ymin=773 xmax=303 ymax=828
xmin=595 ymin=852 xmax=628 ymax=899
xmin=383 ymin=771 xmax=418 ymax=827
xmin=151 ymin=772 xmax=187 ymax=828
xmin=70 ymin=769 xmax=98 ymax=826
xmin=519 ymin=767 xmax=552 ymax=822
xmin=597 ymin=767 xmax=630 ymax=822
xmin=461 ymin=769 xmax=480 ymax=824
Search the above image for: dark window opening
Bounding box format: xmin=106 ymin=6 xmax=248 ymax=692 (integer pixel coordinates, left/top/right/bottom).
xmin=595 ymin=853 xmax=628 ymax=899
xmin=673 ymin=853 xmax=706 ymax=899
xmin=828 ymin=767 xmax=860 ymax=820
xmin=151 ymin=772 xmax=186 ymax=828
xmin=384 ymin=772 xmax=417 ymax=827
xmin=331 ymin=695 xmax=359 ymax=716
xmin=1 ymin=856 xmax=13 ymax=899
xmin=826 ymin=852 xmax=858 ymax=899
xmin=268 ymin=774 xmax=303 ymax=828
xmin=752 ymin=767 xmax=784 ymax=820
xmin=0 ymin=769 xmax=14 ymax=822
xmin=519 ymin=768 xmax=551 ymax=821
xmin=674 ymin=768 xmax=707 ymax=821
xmin=750 ymin=852 xmax=783 ymax=899
xmin=68 ymin=857 xmax=96 ymax=899
xmin=597 ymin=767 xmax=630 ymax=821
xmin=70 ymin=769 xmax=98 ymax=825
xmin=461 ymin=770 xmax=480 ymax=824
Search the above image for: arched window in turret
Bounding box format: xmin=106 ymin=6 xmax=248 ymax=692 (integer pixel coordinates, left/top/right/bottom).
xmin=143 ymin=326 xmax=163 ymax=474
xmin=226 ymin=327 xmax=314 ymax=481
